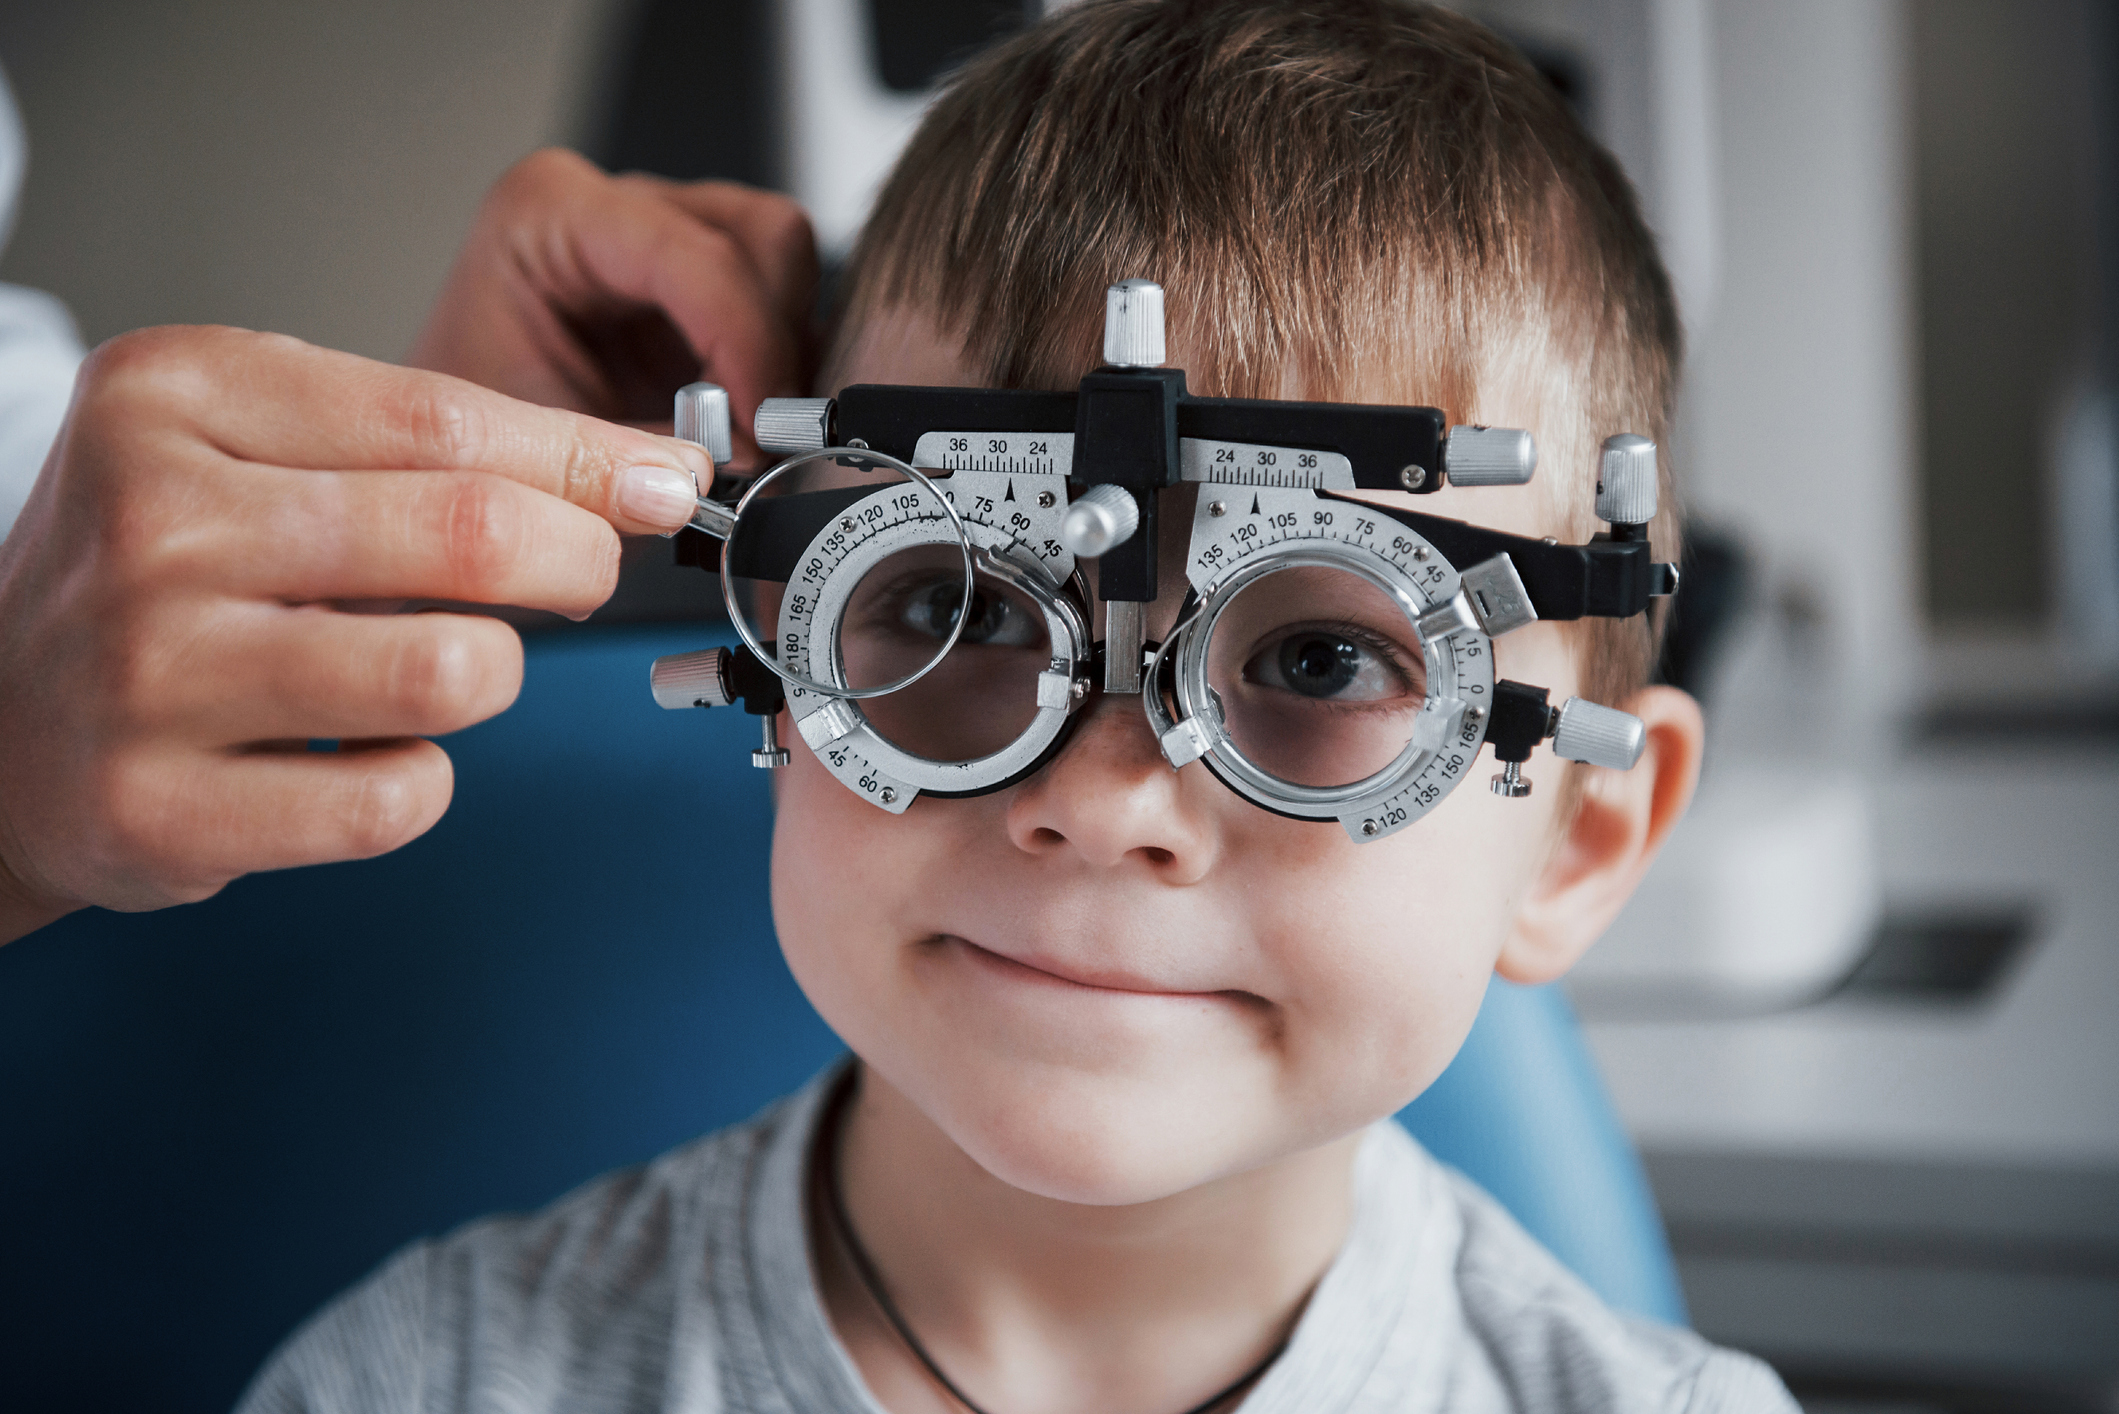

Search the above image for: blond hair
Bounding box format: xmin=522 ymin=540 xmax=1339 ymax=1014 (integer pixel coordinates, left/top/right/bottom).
xmin=830 ymin=0 xmax=1682 ymax=708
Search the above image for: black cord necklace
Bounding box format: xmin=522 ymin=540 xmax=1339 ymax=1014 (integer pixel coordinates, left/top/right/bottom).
xmin=820 ymin=1114 xmax=1288 ymax=1414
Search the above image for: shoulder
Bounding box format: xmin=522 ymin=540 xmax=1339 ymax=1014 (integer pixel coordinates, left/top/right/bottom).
xmin=1347 ymin=1125 xmax=1796 ymax=1414
xmin=233 ymin=1090 xmax=808 ymax=1414
xmin=1432 ymin=1157 xmax=1796 ymax=1414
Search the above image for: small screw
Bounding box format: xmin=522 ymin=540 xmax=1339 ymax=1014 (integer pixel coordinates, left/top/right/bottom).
xmin=1543 ymin=536 xmax=1558 ymax=546
xmin=840 ymin=517 xmax=857 ymax=531
xmin=1413 ymin=546 xmax=1430 ymax=562
xmin=1399 ymin=464 xmax=1428 ymax=491
xmin=1491 ymin=762 xmax=1532 ymax=798
xmin=1362 ymin=819 xmax=1379 ymax=836
xmin=1209 ymin=500 xmax=1227 ymax=517
xmin=1037 ymin=490 xmax=1056 ymax=508
xmin=1465 ymin=705 xmax=1485 ymax=722
xmin=1069 ymin=678 xmax=1089 ymax=706
xmin=847 ymin=438 xmax=870 ymax=450
xmin=879 ymin=787 xmax=897 ymax=804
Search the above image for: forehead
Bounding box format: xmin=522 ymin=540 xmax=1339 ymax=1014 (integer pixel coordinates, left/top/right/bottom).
xmin=827 ymin=305 xmax=982 ymax=392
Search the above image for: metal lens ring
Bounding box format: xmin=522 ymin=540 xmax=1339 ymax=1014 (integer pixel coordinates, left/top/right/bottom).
xmin=1154 ymin=521 xmax=1494 ymax=841
xmin=717 ymin=445 xmax=975 ymax=701
xmin=791 ymin=528 xmax=1090 ymax=802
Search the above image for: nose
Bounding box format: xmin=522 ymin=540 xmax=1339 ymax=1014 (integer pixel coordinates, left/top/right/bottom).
xmin=1003 ymin=690 xmax=1222 ymax=882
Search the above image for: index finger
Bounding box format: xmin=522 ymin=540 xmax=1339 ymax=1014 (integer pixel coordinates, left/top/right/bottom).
xmin=179 ymin=327 xmax=711 ymax=533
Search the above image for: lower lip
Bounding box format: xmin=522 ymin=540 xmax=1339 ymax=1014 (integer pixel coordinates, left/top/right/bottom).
xmin=938 ymin=935 xmax=1244 ymax=1007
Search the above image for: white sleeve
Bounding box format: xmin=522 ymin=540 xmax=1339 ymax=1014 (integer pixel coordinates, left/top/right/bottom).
xmin=0 ymin=61 xmax=87 ymax=544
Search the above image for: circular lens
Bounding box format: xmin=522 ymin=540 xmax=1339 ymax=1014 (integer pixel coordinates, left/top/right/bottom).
xmin=721 ymin=447 xmax=973 ymax=702
xmin=834 ymin=545 xmax=1054 ymax=763
xmin=1201 ymin=564 xmax=1429 ymax=788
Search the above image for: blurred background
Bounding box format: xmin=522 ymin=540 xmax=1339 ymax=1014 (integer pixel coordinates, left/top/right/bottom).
xmin=0 ymin=1 xmax=2113 ymax=1411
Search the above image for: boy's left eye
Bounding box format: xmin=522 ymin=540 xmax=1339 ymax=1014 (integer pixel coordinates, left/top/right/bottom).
xmin=1242 ymin=626 xmax=1420 ymax=703
xmin=898 ymin=579 xmax=1043 ymax=648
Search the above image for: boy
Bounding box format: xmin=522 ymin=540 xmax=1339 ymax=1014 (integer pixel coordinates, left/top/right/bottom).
xmin=237 ymin=3 xmax=1790 ymax=1411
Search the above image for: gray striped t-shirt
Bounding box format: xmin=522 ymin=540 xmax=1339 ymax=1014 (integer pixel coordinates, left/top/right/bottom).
xmin=234 ymin=1068 xmax=1795 ymax=1414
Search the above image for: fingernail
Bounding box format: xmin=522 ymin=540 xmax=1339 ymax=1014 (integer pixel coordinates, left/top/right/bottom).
xmin=617 ymin=464 xmax=698 ymax=529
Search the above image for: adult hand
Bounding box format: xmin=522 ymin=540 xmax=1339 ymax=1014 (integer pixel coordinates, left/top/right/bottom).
xmin=0 ymin=325 xmax=713 ymax=944
xmin=408 ymin=148 xmax=819 ymax=465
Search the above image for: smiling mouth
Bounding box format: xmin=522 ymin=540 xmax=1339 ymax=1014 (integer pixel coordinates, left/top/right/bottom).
xmin=934 ymin=934 xmax=1258 ymax=1003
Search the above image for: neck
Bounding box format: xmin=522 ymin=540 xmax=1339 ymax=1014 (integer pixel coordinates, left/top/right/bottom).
xmin=811 ymin=1064 xmax=1361 ymax=1414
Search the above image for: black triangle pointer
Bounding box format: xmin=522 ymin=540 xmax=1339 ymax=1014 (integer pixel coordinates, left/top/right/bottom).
xmin=1249 ymin=493 xmax=1261 ymax=516
xmin=1005 ymin=480 xmax=1016 ymax=501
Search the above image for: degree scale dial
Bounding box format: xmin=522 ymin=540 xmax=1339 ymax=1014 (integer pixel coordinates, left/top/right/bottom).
xmin=911 ymin=430 xmax=1357 ymax=490
xmin=1170 ymin=485 xmax=1495 ymax=841
xmin=777 ymin=464 xmax=1081 ymax=813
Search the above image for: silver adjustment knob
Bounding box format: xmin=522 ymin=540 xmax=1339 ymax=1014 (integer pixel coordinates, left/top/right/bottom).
xmin=1595 ymin=434 xmax=1658 ymax=525
xmin=1060 ymin=483 xmax=1141 ymax=557
xmin=1442 ymin=426 xmax=1538 ymax=486
xmin=1103 ymin=279 xmax=1165 ymax=368
xmin=755 ymin=397 xmax=834 ymax=454
xmin=674 ymin=382 xmax=733 ymax=466
xmin=753 ymin=714 xmax=791 ymax=769
xmin=650 ymin=647 xmax=736 ymax=710
xmin=1550 ymin=696 xmax=1647 ymax=770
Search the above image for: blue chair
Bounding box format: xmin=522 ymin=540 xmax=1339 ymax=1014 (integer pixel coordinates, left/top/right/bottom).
xmin=0 ymin=623 xmax=1681 ymax=1414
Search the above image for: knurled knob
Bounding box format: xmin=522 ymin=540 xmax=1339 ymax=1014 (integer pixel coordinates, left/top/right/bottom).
xmin=1550 ymin=696 xmax=1647 ymax=770
xmin=1595 ymin=434 xmax=1658 ymax=525
xmin=674 ymin=382 xmax=733 ymax=466
xmin=650 ymin=647 xmax=736 ymax=710
xmin=1060 ymin=483 xmax=1141 ymax=557
xmin=1103 ymin=279 xmax=1166 ymax=368
xmin=755 ymin=397 xmax=834 ymax=454
xmin=1442 ymin=426 xmax=1538 ymax=486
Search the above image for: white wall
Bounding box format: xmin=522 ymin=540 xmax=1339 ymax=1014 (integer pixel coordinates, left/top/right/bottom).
xmin=1681 ymin=0 xmax=1919 ymax=756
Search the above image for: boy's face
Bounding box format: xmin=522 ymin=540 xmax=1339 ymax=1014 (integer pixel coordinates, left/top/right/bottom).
xmin=771 ymin=310 xmax=1590 ymax=1207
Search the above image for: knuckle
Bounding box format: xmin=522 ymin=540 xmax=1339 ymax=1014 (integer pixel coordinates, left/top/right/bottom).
xmin=94 ymin=607 xmax=169 ymax=723
xmin=341 ymin=757 xmax=435 ymax=859
xmin=385 ymin=624 xmax=487 ymax=731
xmin=92 ymin=485 xmax=169 ymax=573
xmin=494 ymin=147 xmax=593 ymax=206
xmin=77 ymin=327 xmax=214 ymax=422
xmin=91 ymin=751 xmax=189 ymax=888
xmin=438 ymin=475 xmax=526 ymax=596
xmin=399 ymin=382 xmax=488 ymax=468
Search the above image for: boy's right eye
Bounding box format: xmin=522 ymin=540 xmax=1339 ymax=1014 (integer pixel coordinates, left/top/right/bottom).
xmin=902 ymin=578 xmax=1041 ymax=647
xmin=868 ymin=574 xmax=1043 ymax=649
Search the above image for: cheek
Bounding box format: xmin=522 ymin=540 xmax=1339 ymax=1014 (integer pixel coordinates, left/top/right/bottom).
xmin=769 ymin=744 xmax=916 ymax=1050
xmin=1232 ymin=761 xmax=1560 ymax=1137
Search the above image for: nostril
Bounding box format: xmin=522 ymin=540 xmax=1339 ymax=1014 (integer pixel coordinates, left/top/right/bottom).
xmin=1138 ymin=846 xmax=1176 ymax=868
xmin=1031 ymin=827 xmax=1067 ymax=849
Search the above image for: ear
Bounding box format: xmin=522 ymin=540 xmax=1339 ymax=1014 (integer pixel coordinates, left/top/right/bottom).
xmin=1495 ymin=685 xmax=1705 ymax=986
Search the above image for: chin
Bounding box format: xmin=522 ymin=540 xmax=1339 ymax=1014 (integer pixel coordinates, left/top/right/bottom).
xmin=906 ymin=1053 xmax=1289 ymax=1207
